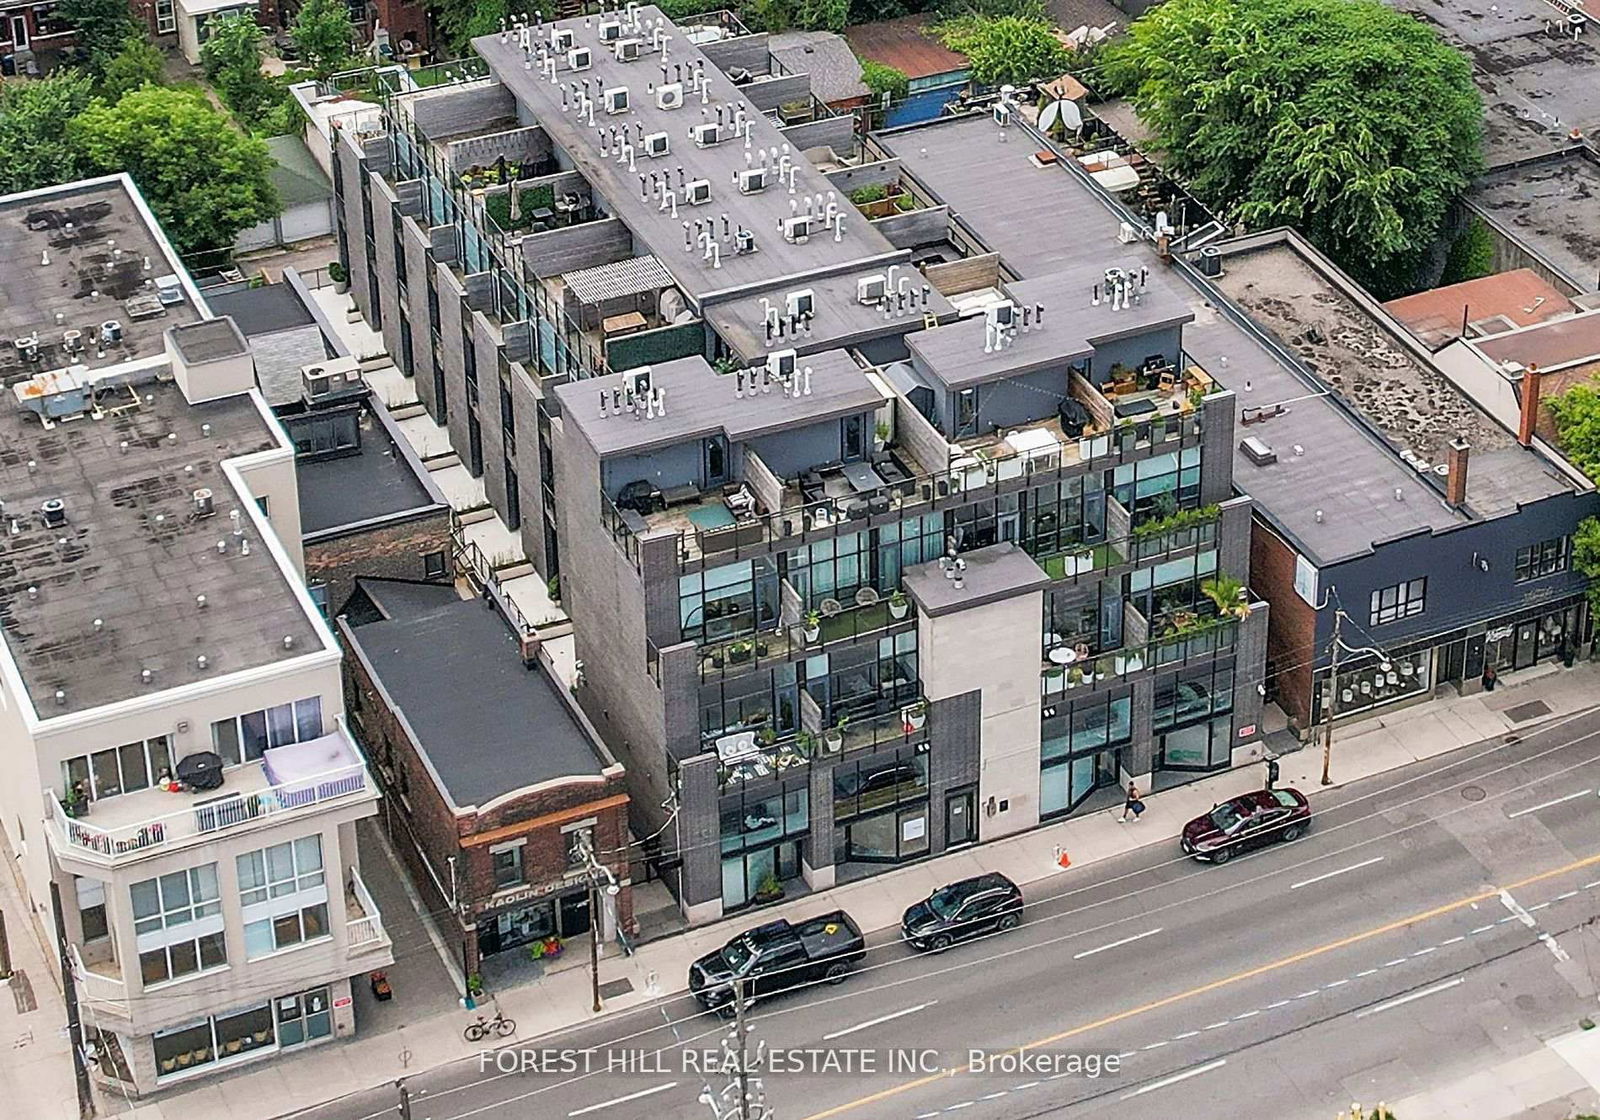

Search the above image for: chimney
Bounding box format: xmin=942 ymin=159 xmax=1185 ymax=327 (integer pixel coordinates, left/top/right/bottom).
xmin=1445 ymin=437 xmax=1469 ymax=507
xmin=1518 ymin=364 xmax=1542 ymax=447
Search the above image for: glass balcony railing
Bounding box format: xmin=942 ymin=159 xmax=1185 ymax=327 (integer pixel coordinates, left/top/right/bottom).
xmin=711 ymin=701 xmax=929 ymax=787
xmin=699 ymin=591 xmax=912 ymax=681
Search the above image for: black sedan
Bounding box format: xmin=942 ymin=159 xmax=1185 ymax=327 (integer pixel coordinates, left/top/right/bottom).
xmin=1181 ymin=788 xmax=1311 ymax=864
xmin=901 ymin=872 xmax=1023 ymax=951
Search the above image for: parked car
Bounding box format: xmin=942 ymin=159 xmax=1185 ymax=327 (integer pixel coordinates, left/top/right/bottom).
xmin=1181 ymin=788 xmax=1311 ymax=863
xmin=901 ymin=872 xmax=1023 ymax=951
xmin=689 ymin=910 xmax=866 ymax=1015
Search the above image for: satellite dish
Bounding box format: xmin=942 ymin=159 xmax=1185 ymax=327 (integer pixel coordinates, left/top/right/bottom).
xmin=1038 ymin=100 xmax=1083 ymax=134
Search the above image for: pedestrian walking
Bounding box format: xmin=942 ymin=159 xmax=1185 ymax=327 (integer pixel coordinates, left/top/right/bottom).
xmin=1119 ymin=782 xmax=1145 ymax=823
xmin=1481 ymin=663 xmax=1498 ymax=692
xmin=1264 ymin=753 xmax=1280 ymax=791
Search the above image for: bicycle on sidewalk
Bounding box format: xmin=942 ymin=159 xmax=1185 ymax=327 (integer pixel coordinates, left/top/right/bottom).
xmin=463 ymin=1008 xmax=517 ymax=1042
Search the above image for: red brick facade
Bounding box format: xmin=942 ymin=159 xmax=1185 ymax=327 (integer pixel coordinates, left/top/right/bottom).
xmin=304 ymin=507 xmax=453 ymax=619
xmin=1249 ymin=517 xmax=1319 ymax=731
xmin=339 ymin=622 xmax=630 ymax=977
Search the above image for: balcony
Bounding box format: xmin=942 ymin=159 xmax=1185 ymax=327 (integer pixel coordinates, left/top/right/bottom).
xmin=346 ymin=867 xmax=390 ymax=954
xmin=48 ymin=724 xmax=374 ymax=868
xmin=700 ymin=585 xmax=913 ymax=680
xmin=713 ymin=702 xmax=930 ymax=788
xmin=70 ymin=945 xmax=128 ymax=1017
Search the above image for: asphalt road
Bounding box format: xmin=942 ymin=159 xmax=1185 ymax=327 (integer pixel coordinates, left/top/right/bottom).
xmin=291 ymin=704 xmax=1600 ymax=1120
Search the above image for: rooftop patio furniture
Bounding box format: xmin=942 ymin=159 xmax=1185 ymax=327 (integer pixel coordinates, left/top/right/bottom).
xmin=617 ymin=479 xmax=661 ymax=515
xmin=660 ymin=482 xmax=701 ymax=507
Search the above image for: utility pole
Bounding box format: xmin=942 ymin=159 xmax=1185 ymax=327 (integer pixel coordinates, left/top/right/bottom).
xmin=1321 ymin=608 xmax=1344 ymax=786
xmin=699 ymin=979 xmax=770 ymax=1120
xmin=51 ymin=881 xmax=94 ymax=1120
xmin=396 ymin=1077 xmax=412 ymax=1120
xmin=588 ymin=876 xmax=602 ymax=1014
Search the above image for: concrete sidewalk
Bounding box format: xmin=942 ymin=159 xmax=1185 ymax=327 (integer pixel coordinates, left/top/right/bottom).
xmin=19 ymin=663 xmax=1600 ymax=1120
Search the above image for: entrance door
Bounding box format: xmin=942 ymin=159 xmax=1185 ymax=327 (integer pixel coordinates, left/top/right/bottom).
xmin=1514 ymin=621 xmax=1538 ymax=670
xmin=945 ymin=789 xmax=975 ymax=847
xmin=557 ymin=890 xmax=592 ymax=939
xmin=10 ymin=14 xmax=28 ymax=49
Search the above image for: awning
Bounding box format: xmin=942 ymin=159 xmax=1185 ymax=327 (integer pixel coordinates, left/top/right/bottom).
xmin=560 ymin=255 xmax=674 ymax=305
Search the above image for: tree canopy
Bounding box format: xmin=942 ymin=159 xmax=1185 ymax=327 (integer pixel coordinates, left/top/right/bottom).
xmin=1548 ymin=384 xmax=1600 ymax=485
xmin=100 ymin=35 xmax=168 ymax=102
xmin=937 ymin=14 xmax=1069 ymax=88
xmin=70 ymin=87 xmax=279 ymax=256
xmin=291 ymin=0 xmax=357 ymax=80
xmin=0 ymin=73 xmax=94 ymax=196
xmin=56 ymin=0 xmax=140 ymax=72
xmin=1101 ymin=0 xmax=1483 ymax=296
xmin=201 ymin=11 xmax=298 ymax=134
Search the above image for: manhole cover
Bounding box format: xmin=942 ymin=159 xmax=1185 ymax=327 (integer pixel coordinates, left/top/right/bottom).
xmin=1504 ymin=733 xmax=1523 ymax=745
xmin=1463 ymin=785 xmax=1487 ymax=802
xmin=1506 ymin=700 xmax=1553 ymax=724
xmin=599 ymin=979 xmax=634 ymax=999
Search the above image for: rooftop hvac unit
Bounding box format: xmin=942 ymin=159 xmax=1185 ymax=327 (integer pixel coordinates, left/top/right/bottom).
xmin=615 ymin=37 xmax=642 ymax=62
xmin=737 ymin=167 xmax=767 ymax=194
xmin=782 ymin=216 xmax=810 ymax=244
xmin=1239 ymin=435 xmax=1276 ymax=466
xmin=550 ymin=28 xmax=574 ymax=51
xmin=100 ymin=320 xmax=123 ymax=343
xmin=192 ymin=488 xmax=215 ymax=518
xmin=567 ymin=46 xmax=592 ymax=71
xmin=303 ymin=365 xmax=339 ymax=399
xmin=692 ymin=122 xmax=722 ymax=147
xmin=604 ymin=86 xmax=629 ymax=114
xmin=768 ymin=348 xmax=797 ymax=381
xmin=154 ymin=274 xmax=185 ymax=306
xmin=685 ymin=179 xmax=712 ymax=205
xmin=786 ymin=289 xmax=814 ymax=319
xmin=642 ymin=131 xmax=669 ymax=157
xmin=599 ymin=19 xmax=622 ymax=41
xmin=735 ymin=228 xmax=756 ymax=254
xmin=656 ymin=83 xmax=684 ymax=109
xmin=856 ymin=274 xmax=887 ymax=304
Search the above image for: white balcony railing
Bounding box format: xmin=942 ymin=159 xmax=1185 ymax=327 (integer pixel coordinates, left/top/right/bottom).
xmin=69 ymin=944 xmax=128 ymax=1015
xmin=346 ymin=867 xmax=387 ymax=951
xmin=49 ymin=761 xmax=370 ymax=864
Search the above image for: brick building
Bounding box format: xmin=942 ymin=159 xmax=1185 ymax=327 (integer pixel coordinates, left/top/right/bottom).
xmin=339 ymin=579 xmax=629 ymax=980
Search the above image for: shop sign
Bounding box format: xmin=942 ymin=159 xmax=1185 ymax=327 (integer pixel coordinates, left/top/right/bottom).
xmin=479 ymin=879 xmax=565 ymax=913
xmin=333 ymin=996 xmax=352 ymax=1009
xmin=1486 ymin=625 xmax=1513 ymax=642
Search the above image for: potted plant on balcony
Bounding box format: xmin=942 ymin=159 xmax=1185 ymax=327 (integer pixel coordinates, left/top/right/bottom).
xmin=1201 ymin=575 xmax=1252 ymax=619
xmin=796 ymin=730 xmax=818 ymax=758
xmin=824 ymin=715 xmax=848 ymax=753
xmin=62 ymin=781 xmax=87 ymax=819
xmin=728 ymin=639 xmax=756 ymax=664
xmin=759 ymin=726 xmax=777 ymax=747
xmin=902 ymin=700 xmax=927 ymax=732
xmin=753 ymin=872 xmax=785 ymax=905
xmin=887 ymin=590 xmax=909 ymax=620
xmin=1066 ymin=665 xmax=1085 ymax=689
xmin=327 ymin=261 xmax=349 ymax=295
xmin=802 ymin=609 xmax=821 ymax=643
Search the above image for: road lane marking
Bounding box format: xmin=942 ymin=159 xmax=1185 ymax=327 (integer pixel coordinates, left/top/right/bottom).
xmin=1355 ymin=970 xmax=1378 ymax=978
xmin=1500 ymin=890 xmax=1538 ymax=928
xmin=1289 ymin=856 xmax=1386 ymax=890
xmin=1203 ymin=1021 xmax=1229 ymax=1030
xmin=1355 ymin=978 xmax=1465 ymax=1019
xmin=798 ymin=850 xmax=1600 ymax=1120
xmin=944 ymin=1102 xmax=972 ymax=1111
xmin=1119 ymin=1059 xmax=1227 ymax=1100
xmin=1233 ymin=1009 xmax=1260 ymax=1019
xmin=1557 ymin=891 xmax=1579 ymax=901
xmin=1412 ymin=947 xmax=1438 ymax=957
xmin=822 ymin=1001 xmax=937 ymax=1041
xmin=1072 ymin=928 xmax=1163 ymax=960
xmin=1012 ymin=1082 xmax=1039 ymax=1091
xmin=1540 ymin=932 xmax=1571 ymax=963
xmin=979 ymin=1091 xmax=1007 ymax=1100
xmin=1266 ymin=999 xmax=1291 ymax=1008
xmin=1172 ymin=1030 xmax=1199 ymax=1039
xmin=1471 ymin=925 xmax=1496 ymax=934
xmin=1323 ymin=979 xmax=1348 ymax=988
xmin=1295 ymin=990 xmax=1320 ymax=999
xmin=1141 ymin=1042 xmax=1167 ymax=1050
xmin=1383 ymin=959 xmax=1407 ymax=968
xmin=1441 ymin=936 xmax=1465 ymax=946
xmin=567 ymin=1082 xmax=679 ymax=1117
xmin=1508 ymin=789 xmax=1591 ymax=818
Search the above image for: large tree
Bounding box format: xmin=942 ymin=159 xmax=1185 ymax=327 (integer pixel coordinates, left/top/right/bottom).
xmin=1102 ymin=0 xmax=1482 ymax=296
xmin=56 ymin=0 xmax=140 ymax=72
xmin=100 ymin=35 xmax=168 ymax=102
xmin=69 ymin=87 xmax=279 ymax=255
xmin=938 ymin=15 xmax=1069 ymax=87
xmin=0 ymin=73 xmax=93 ymax=195
xmin=291 ymin=0 xmax=357 ymax=80
xmin=200 ymin=11 xmax=296 ymax=133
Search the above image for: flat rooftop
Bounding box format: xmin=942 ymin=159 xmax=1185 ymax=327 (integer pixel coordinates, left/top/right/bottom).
xmin=1468 ymin=153 xmax=1600 ymax=294
xmin=0 ymin=379 xmax=323 ymax=717
xmin=704 ymin=265 xmax=956 ymax=363
xmin=295 ymin=409 xmax=446 ymax=537
xmin=1383 ymin=268 xmax=1577 ymax=349
xmin=345 ymin=579 xmax=611 ymax=809
xmin=1213 ymin=241 xmax=1570 ymax=518
xmin=903 ymin=541 xmax=1048 ymax=617
xmin=904 ymin=260 xmax=1193 ymax=389
xmin=883 ymin=113 xmax=1473 ymax=564
xmin=0 ymin=177 xmax=203 ymax=383
xmin=555 ymin=347 xmax=883 ymax=458
xmin=1474 ymin=308 xmax=1600 ymax=373
xmin=470 ymin=8 xmax=904 ymax=306
xmin=1390 ymin=0 xmax=1600 ymax=163
xmin=206 ymin=281 xmax=318 ymax=337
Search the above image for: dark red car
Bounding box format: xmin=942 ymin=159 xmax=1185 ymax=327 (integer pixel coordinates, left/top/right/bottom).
xmin=1180 ymin=788 xmax=1311 ymax=863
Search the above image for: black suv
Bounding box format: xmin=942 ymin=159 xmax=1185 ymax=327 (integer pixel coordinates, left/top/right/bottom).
xmin=901 ymin=872 xmax=1023 ymax=951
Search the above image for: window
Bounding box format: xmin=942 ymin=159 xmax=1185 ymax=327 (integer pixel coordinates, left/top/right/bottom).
xmin=255 ymin=495 xmax=270 ymax=518
xmin=238 ymin=837 xmax=329 ymax=959
xmin=308 ymin=583 xmax=330 ymax=619
xmin=1369 ymin=578 xmax=1426 ymax=625
xmin=491 ymin=842 xmax=525 ymax=889
xmin=76 ymin=877 xmax=108 ymax=942
xmin=155 ymin=0 xmax=175 ymax=34
xmin=1515 ymin=537 xmax=1569 ymax=582
xmin=153 ymin=1003 xmax=274 ymax=1079
xmin=211 ymin=697 xmax=323 ymax=765
xmin=61 ymin=736 xmax=173 ymax=801
xmin=423 ymin=550 xmax=448 ymax=579
xmin=131 ymin=867 xmax=225 ymax=986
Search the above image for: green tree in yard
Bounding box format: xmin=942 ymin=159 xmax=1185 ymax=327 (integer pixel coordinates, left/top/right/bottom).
xmin=100 ymin=36 xmax=168 ymax=102
xmin=69 ymin=86 xmax=279 ymax=256
xmin=430 ymin=0 xmax=508 ymax=53
xmin=0 ymin=72 xmax=93 ymax=195
xmin=1549 ymin=383 xmax=1600 ymax=486
xmin=201 ymin=11 xmax=295 ymax=133
xmin=1439 ymin=217 xmax=1495 ymax=286
xmin=1102 ymin=0 xmax=1482 ymax=298
xmin=57 ymin=0 xmax=140 ymax=72
xmin=937 ymin=15 xmax=1069 ymax=87
xmin=1577 ymin=517 xmax=1600 ymax=613
xmin=291 ymin=0 xmax=357 ymax=80
xmin=860 ymin=58 xmax=910 ymax=106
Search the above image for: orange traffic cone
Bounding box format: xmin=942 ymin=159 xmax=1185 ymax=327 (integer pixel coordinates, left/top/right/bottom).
xmin=1054 ymin=845 xmax=1071 ymax=869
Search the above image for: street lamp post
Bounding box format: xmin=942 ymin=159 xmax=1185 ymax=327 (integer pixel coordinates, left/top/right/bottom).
xmin=1319 ymin=608 xmax=1394 ymax=787
xmin=573 ymin=832 xmax=620 ymax=1014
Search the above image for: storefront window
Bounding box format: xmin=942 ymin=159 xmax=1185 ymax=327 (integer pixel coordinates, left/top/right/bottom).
xmin=1153 ymin=664 xmax=1234 ymax=731
xmin=479 ymin=900 xmax=556 ymax=957
xmin=720 ymin=781 xmax=808 ymax=909
xmin=1158 ymin=716 xmax=1234 ymax=771
xmin=1322 ymin=648 xmax=1433 ymax=720
xmin=153 ymin=1003 xmax=274 ymax=1079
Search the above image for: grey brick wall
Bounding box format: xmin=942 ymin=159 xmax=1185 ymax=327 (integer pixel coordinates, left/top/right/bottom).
xmin=927 ymin=690 xmax=980 ymax=853
xmin=1200 ymin=389 xmax=1237 ymax=506
xmin=369 ymin=181 xmax=406 ymax=367
xmin=508 ymin=363 xmax=553 ymax=575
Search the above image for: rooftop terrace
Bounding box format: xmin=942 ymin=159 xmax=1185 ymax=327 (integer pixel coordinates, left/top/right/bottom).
xmin=0 ymin=379 xmax=324 ymax=717
xmin=0 ymin=177 xmax=203 ymax=383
